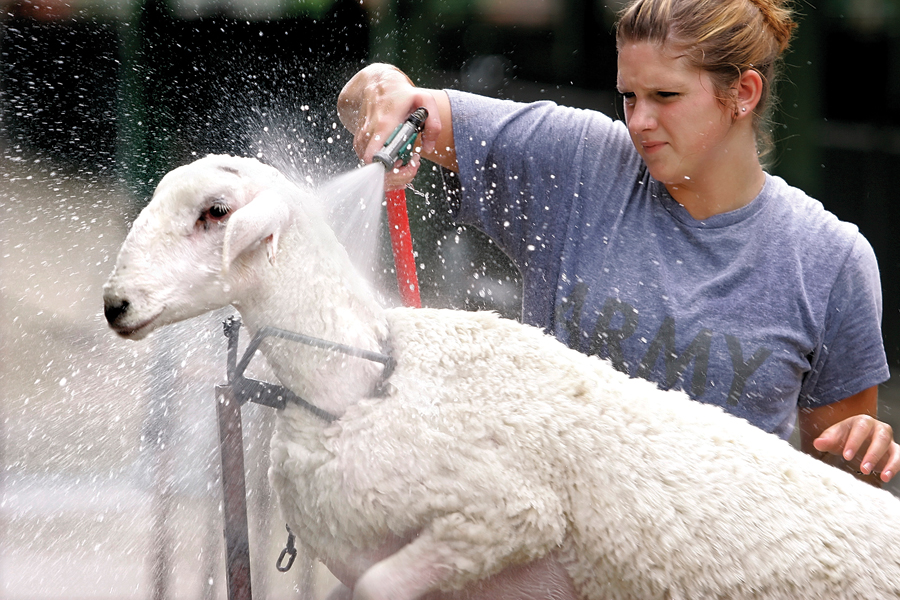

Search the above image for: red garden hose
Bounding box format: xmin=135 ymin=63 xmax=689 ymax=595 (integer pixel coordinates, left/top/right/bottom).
xmin=374 ymin=108 xmax=428 ymax=310
xmin=386 ymin=188 xmax=421 ymax=308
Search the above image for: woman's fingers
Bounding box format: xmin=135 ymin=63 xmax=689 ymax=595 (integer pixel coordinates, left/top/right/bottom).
xmin=814 ymin=415 xmax=899 ymax=482
xmin=383 ymin=154 xmax=421 ymax=191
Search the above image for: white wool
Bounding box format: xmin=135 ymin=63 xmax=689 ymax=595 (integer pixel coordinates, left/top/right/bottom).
xmin=105 ymin=155 xmax=900 ymax=600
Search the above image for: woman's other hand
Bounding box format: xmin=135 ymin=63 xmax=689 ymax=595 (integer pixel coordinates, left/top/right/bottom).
xmin=813 ymin=413 xmax=899 ymax=482
xmin=800 ymin=385 xmax=900 ymax=483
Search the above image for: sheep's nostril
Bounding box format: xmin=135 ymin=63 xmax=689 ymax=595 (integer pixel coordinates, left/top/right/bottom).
xmin=104 ymin=298 xmax=130 ymax=325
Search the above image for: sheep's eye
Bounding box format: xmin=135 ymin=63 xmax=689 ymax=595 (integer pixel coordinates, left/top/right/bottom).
xmin=208 ymin=203 xmax=230 ymax=220
xmin=197 ymin=201 xmax=231 ymax=230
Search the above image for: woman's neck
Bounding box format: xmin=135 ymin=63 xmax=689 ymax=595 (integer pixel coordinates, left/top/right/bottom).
xmin=666 ymin=167 xmax=766 ymax=220
xmin=664 ymin=134 xmax=767 ymax=221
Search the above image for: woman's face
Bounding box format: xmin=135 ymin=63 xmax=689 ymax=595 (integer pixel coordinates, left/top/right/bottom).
xmin=617 ymin=41 xmax=737 ymax=187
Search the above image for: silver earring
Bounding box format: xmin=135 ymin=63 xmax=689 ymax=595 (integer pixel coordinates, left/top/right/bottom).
xmin=741 ymin=107 xmax=747 ymax=112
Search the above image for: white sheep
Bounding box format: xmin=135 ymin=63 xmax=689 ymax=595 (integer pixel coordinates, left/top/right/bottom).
xmin=103 ymin=154 xmax=900 ymax=600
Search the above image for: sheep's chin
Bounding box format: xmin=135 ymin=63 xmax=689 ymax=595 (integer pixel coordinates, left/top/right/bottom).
xmin=111 ymin=311 xmax=163 ymax=340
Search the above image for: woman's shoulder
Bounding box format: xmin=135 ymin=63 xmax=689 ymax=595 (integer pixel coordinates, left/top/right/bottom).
xmin=765 ymin=174 xmax=861 ymax=245
xmin=763 ymin=174 xmax=876 ymax=277
xmin=446 ymin=89 xmax=609 ymax=117
xmin=447 ymin=90 xmax=638 ymax=174
xmin=446 ymin=90 xmax=640 ymax=196
xmin=446 ymin=89 xmax=625 ymax=141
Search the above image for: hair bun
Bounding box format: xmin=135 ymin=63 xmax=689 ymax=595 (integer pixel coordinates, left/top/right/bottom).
xmin=746 ymin=0 xmax=797 ymax=53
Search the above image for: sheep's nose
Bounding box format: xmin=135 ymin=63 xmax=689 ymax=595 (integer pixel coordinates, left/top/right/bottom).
xmin=104 ymin=298 xmax=130 ymax=325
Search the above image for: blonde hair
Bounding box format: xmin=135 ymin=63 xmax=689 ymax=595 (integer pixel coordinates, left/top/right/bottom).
xmin=616 ymin=0 xmax=796 ymax=163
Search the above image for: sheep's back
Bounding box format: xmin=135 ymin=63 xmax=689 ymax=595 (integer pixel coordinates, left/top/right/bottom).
xmin=375 ymin=308 xmax=900 ymax=599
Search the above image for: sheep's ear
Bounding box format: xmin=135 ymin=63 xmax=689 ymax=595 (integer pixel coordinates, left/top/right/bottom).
xmin=221 ymin=190 xmax=291 ymax=275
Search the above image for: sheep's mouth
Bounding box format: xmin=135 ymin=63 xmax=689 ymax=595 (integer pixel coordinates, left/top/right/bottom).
xmin=112 ymin=310 xmax=163 ymax=340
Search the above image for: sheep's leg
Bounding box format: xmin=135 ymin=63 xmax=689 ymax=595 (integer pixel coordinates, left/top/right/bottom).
xmin=352 ymin=515 xmax=569 ymax=600
xmin=325 ymin=583 xmax=353 ymax=600
xmin=351 ymin=530 xmax=465 ymax=600
xmin=437 ymin=553 xmax=579 ymax=600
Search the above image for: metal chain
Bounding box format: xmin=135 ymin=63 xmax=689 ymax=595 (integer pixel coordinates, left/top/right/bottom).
xmin=276 ymin=524 xmax=297 ymax=573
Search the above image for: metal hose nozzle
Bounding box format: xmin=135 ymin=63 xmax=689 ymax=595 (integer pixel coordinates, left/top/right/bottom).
xmin=373 ymin=107 xmax=429 ymax=169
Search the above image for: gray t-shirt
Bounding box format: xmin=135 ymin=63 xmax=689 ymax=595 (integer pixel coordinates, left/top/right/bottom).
xmin=445 ymin=90 xmax=889 ymax=438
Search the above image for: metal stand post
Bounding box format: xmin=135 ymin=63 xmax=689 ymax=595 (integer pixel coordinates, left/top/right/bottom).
xmin=212 ymin=315 xmax=392 ymax=600
xmin=215 ymin=318 xmax=253 ymax=600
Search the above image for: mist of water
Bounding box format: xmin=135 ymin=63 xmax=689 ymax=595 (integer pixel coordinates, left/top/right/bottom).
xmin=238 ymin=108 xmax=393 ymax=299
xmin=317 ymin=162 xmax=387 ymax=281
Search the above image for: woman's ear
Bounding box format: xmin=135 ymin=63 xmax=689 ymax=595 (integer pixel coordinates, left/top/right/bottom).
xmin=734 ymin=68 xmax=764 ymax=118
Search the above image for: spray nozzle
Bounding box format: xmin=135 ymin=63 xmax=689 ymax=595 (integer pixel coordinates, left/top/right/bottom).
xmin=373 ymin=107 xmax=429 ymax=169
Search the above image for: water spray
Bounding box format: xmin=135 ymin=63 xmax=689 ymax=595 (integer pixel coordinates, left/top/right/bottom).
xmin=373 ymin=107 xmax=428 ymax=308
xmin=214 ymin=112 xmax=429 ymax=599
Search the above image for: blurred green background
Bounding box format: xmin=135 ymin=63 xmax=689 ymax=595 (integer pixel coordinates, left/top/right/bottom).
xmin=1 ymin=0 xmax=897 ymax=365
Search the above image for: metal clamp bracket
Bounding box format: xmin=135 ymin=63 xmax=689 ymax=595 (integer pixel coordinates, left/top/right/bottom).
xmin=216 ymin=316 xmax=395 ymax=421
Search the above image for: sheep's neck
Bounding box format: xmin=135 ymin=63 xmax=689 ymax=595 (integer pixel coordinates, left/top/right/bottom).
xmin=234 ymin=232 xmax=389 ymax=418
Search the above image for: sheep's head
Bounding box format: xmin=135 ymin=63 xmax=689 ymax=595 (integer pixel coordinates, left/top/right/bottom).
xmin=103 ymin=155 xmax=296 ymax=340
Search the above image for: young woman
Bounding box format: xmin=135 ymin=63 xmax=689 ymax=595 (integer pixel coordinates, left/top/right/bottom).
xmin=333 ymin=0 xmax=899 ymax=596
